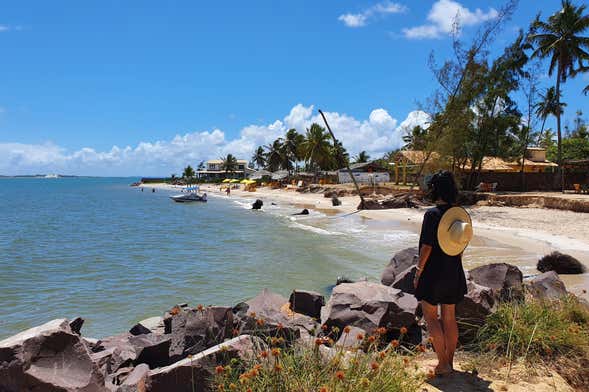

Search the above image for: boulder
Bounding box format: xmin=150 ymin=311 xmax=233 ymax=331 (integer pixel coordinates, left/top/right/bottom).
xmin=332 ymin=196 xmax=341 ymax=206
xmin=252 ymin=199 xmax=263 ymax=210
xmin=95 ymin=332 xmax=171 ymax=370
xmin=289 ymin=290 xmax=325 ymax=319
xmin=129 ymin=323 xmax=151 ymax=336
xmin=391 ymin=266 xmax=417 ymax=295
xmin=136 ymin=317 xmax=165 ymax=335
xmin=381 ymin=247 xmax=419 ymax=286
xmin=168 ymin=306 xmax=233 ymax=362
xmin=0 ymin=318 xmax=107 ymax=392
xmin=69 ymin=316 xmax=85 ymax=335
xmin=293 ymin=209 xmax=309 ymax=215
xmin=336 ymin=276 xmax=355 ymax=285
xmin=537 ymin=252 xmax=586 ymax=274
xmin=528 ymin=271 xmax=568 ymax=300
xmin=455 ymin=281 xmax=495 ymax=341
xmin=468 ymin=263 xmax=524 ymax=301
xmin=321 ymin=281 xmax=418 ymax=337
xmin=116 ymin=363 xmax=150 ymax=392
xmin=147 ymin=335 xmax=262 ymax=392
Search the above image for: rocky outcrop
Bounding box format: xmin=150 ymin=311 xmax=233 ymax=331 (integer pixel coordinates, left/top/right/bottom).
xmin=0 ymin=318 xmax=107 ymax=392
xmin=321 ymin=282 xmax=418 ymax=337
xmin=95 ymin=332 xmax=171 ymax=370
xmin=468 ymin=263 xmax=524 ymax=301
xmin=537 ymin=252 xmax=586 ymax=274
xmin=381 ymin=247 xmax=419 ymax=286
xmin=252 ymin=199 xmax=263 ymax=210
xmin=456 ymin=280 xmax=496 ymax=341
xmin=289 ymin=290 xmax=325 ymax=319
xmin=147 ymin=335 xmax=262 ymax=392
xmin=391 ymin=266 xmax=417 ymax=295
xmin=528 ymin=271 xmax=568 ymax=300
xmin=331 ymin=196 xmax=341 ymax=206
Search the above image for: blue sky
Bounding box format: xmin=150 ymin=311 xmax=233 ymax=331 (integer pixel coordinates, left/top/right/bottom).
xmin=0 ymin=0 xmax=587 ymax=176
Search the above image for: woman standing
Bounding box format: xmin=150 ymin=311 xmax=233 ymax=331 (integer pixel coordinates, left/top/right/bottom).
xmin=413 ymin=171 xmax=472 ymax=375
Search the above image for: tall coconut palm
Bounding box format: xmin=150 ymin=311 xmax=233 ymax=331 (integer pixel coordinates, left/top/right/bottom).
xmin=353 ymin=151 xmax=370 ymax=164
xmin=251 ymin=146 xmax=266 ymax=169
xmin=529 ymin=0 xmax=589 ymax=174
xmin=282 ymin=128 xmax=305 ymax=172
xmin=534 ymin=86 xmax=567 ymax=143
xmin=220 ymin=154 xmax=238 ymax=176
xmin=182 ymin=165 xmax=195 ymax=184
xmin=265 ymin=139 xmax=284 ymax=172
xmin=301 ymin=123 xmax=333 ymax=171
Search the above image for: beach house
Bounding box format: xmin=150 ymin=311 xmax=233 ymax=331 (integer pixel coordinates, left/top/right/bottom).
xmin=197 ymin=159 xmax=254 ymax=180
xmin=338 ymin=161 xmax=390 ymax=184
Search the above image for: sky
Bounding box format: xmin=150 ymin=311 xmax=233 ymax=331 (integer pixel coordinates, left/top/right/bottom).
xmin=0 ymin=0 xmax=587 ymax=176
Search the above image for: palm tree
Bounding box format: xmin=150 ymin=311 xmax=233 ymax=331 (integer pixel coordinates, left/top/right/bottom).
xmin=301 ymin=123 xmax=333 ymax=171
xmin=182 ymin=165 xmax=195 ymax=184
xmin=265 ymin=139 xmax=284 ymax=172
xmin=282 ymin=128 xmax=305 ymax=172
xmin=251 ymin=146 xmax=266 ymax=169
xmin=331 ymin=140 xmax=349 ymax=169
xmin=220 ymin=154 xmax=238 ymax=176
xmin=534 ymin=86 xmax=566 ymax=143
xmin=529 ymin=0 xmax=589 ymax=173
xmin=353 ymin=151 xmax=370 ymax=164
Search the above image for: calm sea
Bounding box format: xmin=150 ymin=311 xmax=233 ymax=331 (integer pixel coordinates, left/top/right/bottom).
xmin=0 ymin=177 xmax=417 ymax=339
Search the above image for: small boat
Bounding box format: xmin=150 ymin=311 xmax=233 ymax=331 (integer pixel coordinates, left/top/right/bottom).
xmin=170 ymin=187 xmax=207 ymax=203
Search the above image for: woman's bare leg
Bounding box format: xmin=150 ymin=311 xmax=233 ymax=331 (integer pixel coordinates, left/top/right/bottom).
xmin=421 ymin=301 xmax=450 ymax=374
xmin=440 ymin=304 xmax=458 ymax=369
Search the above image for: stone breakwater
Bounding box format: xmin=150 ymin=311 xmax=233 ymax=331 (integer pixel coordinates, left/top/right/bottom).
xmin=0 ymin=248 xmax=579 ymax=392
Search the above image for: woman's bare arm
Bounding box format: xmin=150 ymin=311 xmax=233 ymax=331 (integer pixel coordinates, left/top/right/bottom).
xmin=413 ymin=244 xmax=432 ymax=288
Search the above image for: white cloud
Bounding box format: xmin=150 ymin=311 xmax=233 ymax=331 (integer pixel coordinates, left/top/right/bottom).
xmin=402 ymin=0 xmax=498 ymax=39
xmin=0 ymin=105 xmax=431 ymax=176
xmin=339 ymin=1 xmax=407 ymax=28
xmin=0 ymin=25 xmax=9 ymax=32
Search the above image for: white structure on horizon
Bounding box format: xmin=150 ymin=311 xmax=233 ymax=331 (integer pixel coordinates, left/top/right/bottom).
xmin=197 ymin=159 xmax=254 ymax=180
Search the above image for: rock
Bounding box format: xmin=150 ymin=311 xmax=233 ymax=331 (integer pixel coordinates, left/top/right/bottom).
xmin=105 ymin=366 xmax=134 ymax=391
xmin=455 ymin=281 xmax=495 ymax=342
xmin=321 ymin=282 xmax=418 ymax=337
xmin=528 ymin=271 xmax=568 ymax=300
xmin=70 ymin=316 xmax=85 ymax=335
xmin=252 ymin=199 xmax=263 ymax=210
xmin=147 ymin=335 xmax=263 ymax=392
xmin=359 ymin=198 xmax=383 ymax=210
xmin=96 ymin=333 xmax=171 ymax=370
xmin=117 ymin=363 xmax=150 ymax=392
xmin=335 ymin=326 xmax=366 ymax=349
xmin=168 ymin=306 xmax=234 ymax=362
xmin=468 ymin=263 xmax=524 ymax=301
xmin=91 ymin=347 xmax=119 ymax=379
xmin=293 ymin=209 xmax=309 ymax=215
xmin=381 ymin=247 xmax=419 ymax=286
xmin=537 ymin=252 xmax=586 ymax=274
xmin=136 ymin=316 xmax=165 ymax=335
xmin=289 ymin=290 xmax=325 ymax=319
xmin=336 ymin=276 xmax=355 ymax=285
xmin=392 ymin=266 xmax=417 ymax=295
xmin=0 ymin=318 xmax=107 ymax=392
xmin=129 ymin=323 xmax=152 ymax=336
xmin=332 ymin=196 xmax=341 ymax=206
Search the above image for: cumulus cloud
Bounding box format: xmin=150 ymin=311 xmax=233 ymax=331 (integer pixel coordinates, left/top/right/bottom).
xmin=402 ymin=0 xmax=498 ymax=39
xmin=0 ymin=105 xmax=431 ymax=176
xmin=339 ymin=1 xmax=407 ymax=28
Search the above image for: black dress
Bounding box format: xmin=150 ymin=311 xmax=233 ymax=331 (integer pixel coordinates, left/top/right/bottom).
xmin=414 ymin=204 xmax=468 ymax=305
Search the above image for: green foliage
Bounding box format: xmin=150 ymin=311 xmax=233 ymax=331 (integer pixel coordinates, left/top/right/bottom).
xmin=353 ymin=151 xmax=370 ymax=164
xmin=476 ymin=295 xmax=589 ymax=361
xmin=182 ymin=165 xmax=195 ymax=182
xmin=221 ymin=154 xmax=239 ymax=173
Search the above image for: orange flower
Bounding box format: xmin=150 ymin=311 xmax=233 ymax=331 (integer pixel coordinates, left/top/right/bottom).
xmin=416 ymin=344 xmax=426 ymax=353
xmin=218 ymin=385 xmax=226 ymax=391
xmin=246 ymin=389 xmax=252 ymax=392
xmin=259 ymin=350 xmax=268 ymax=358
xmin=197 ymin=304 xmax=204 ymax=311
xmin=367 ymin=335 xmax=376 ymax=343
xmin=277 ymin=322 xmax=284 ymax=330
xmin=400 ymin=326 xmax=408 ymax=335
xmin=379 ymin=351 xmax=386 ymax=359
xmin=403 ymin=357 xmax=409 ymax=365
xmin=343 ymin=326 xmax=351 ymax=334
xmin=319 ymin=387 xmax=329 ymax=392
xmin=370 ymin=361 xmax=379 ymax=370
xmin=328 ymin=338 xmax=334 ymax=345
xmin=249 ymin=311 xmax=257 ymax=318
xmin=232 ymin=328 xmax=239 ymax=337
xmin=391 ymin=339 xmax=400 ymax=348
xmin=376 ymin=327 xmax=387 ymax=335
xmin=256 ymin=318 xmax=265 ymax=327
xmin=249 ymin=368 xmax=259 ymax=377
xmin=315 ymin=338 xmax=324 ymax=346
xmin=356 ymin=333 xmax=364 ymax=341
xmin=271 ymin=348 xmax=281 ymax=357
xmin=427 ymin=369 xmax=435 ymax=379
xmin=550 ymin=335 xmax=556 ymax=341
xmin=253 ymin=364 xmax=262 ymax=371
xmin=427 ymin=336 xmax=435 ymax=344
xmin=274 ymin=363 xmax=283 ymax=372
xmin=335 ymin=370 xmax=345 ymax=380
xmin=170 ymin=306 xmax=180 ymax=316
xmin=487 ymin=343 xmax=497 ymax=350
xmin=321 ymin=324 xmax=328 ymax=331
xmin=215 ymin=365 xmax=225 ymax=374
xmin=271 ymin=337 xmax=279 ymax=345
xmin=228 ymin=384 xmax=236 ymax=390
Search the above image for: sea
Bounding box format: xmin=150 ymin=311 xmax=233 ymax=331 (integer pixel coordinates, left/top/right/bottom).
xmin=0 ymin=177 xmax=420 ymax=339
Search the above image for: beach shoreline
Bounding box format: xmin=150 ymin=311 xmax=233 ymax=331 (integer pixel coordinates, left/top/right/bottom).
xmin=143 ymin=182 xmax=589 ymax=296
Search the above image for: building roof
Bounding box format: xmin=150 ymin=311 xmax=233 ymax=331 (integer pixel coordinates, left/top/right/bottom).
xmin=343 ymin=161 xmax=389 ymax=172
xmin=206 ymin=159 xmax=248 ymax=164
xmin=396 ymin=150 xmax=441 ymax=165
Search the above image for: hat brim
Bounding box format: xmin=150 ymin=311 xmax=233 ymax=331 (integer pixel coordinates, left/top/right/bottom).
xmin=437 ymin=207 xmax=473 ymax=256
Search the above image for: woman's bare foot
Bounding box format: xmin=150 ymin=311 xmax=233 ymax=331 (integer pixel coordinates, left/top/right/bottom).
xmin=434 ymin=363 xmax=452 ymax=376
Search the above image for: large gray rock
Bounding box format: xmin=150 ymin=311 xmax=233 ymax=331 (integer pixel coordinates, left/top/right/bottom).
xmin=391 ymin=266 xmax=417 ymax=295
xmin=321 ymin=281 xmax=418 ymax=336
xmin=289 ymin=290 xmax=325 ymax=320
xmin=116 ymin=363 xmax=150 ymax=392
xmin=381 ymin=247 xmax=418 ymax=286
xmin=468 ymin=263 xmax=524 ymax=301
xmin=528 ymin=271 xmax=568 ymax=300
xmin=0 ymin=318 xmax=107 ymax=392
xmin=168 ymin=306 xmax=233 ymax=362
xmin=455 ymin=280 xmax=496 ymax=342
xmin=537 ymin=252 xmax=586 ymax=274
xmin=147 ymin=335 xmax=263 ymax=392
xmin=95 ymin=332 xmax=171 ymax=370
xmin=135 ymin=317 xmax=164 ymax=335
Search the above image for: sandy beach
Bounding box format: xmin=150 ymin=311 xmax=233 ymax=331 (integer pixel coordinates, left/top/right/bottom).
xmin=144 ymin=182 xmax=589 ymax=297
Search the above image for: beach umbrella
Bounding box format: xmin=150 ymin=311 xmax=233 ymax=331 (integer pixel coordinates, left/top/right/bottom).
xmin=222 ymin=179 xmax=231 ymax=183
xmin=240 ymin=179 xmax=249 ymax=183
xmin=230 ymin=179 xmax=240 ymax=183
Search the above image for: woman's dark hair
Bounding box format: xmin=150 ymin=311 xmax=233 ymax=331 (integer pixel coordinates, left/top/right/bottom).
xmin=427 ymin=170 xmax=458 ymax=204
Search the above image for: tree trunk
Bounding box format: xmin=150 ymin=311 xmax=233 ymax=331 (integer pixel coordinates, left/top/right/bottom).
xmin=556 ymin=66 xmax=564 ymax=193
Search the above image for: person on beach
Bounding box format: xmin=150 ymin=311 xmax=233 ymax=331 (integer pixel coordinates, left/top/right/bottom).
xmin=225 ymin=186 xmax=230 ymax=196
xmin=413 ymin=171 xmax=472 ymax=376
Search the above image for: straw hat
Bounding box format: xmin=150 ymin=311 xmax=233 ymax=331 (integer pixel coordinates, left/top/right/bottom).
xmin=437 ymin=207 xmax=473 ymax=256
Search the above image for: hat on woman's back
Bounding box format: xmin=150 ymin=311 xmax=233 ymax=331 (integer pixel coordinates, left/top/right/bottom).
xmin=437 ymin=207 xmax=473 ymax=256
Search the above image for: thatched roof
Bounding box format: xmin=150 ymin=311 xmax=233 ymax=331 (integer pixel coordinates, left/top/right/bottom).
xmin=396 ymin=150 xmax=440 ymax=165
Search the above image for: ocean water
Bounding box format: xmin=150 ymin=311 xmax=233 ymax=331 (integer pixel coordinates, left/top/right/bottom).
xmin=0 ymin=177 xmax=417 ymax=339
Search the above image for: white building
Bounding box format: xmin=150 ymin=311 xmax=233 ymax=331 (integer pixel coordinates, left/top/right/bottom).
xmin=197 ymin=159 xmax=254 ymax=179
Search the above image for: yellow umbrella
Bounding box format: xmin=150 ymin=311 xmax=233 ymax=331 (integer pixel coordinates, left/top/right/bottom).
xmin=230 ymin=179 xmax=240 ymax=183
xmin=245 ymin=179 xmax=257 ymax=185
xmin=240 ymin=179 xmax=249 ymax=184
xmin=222 ymin=179 xmax=231 ymax=183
